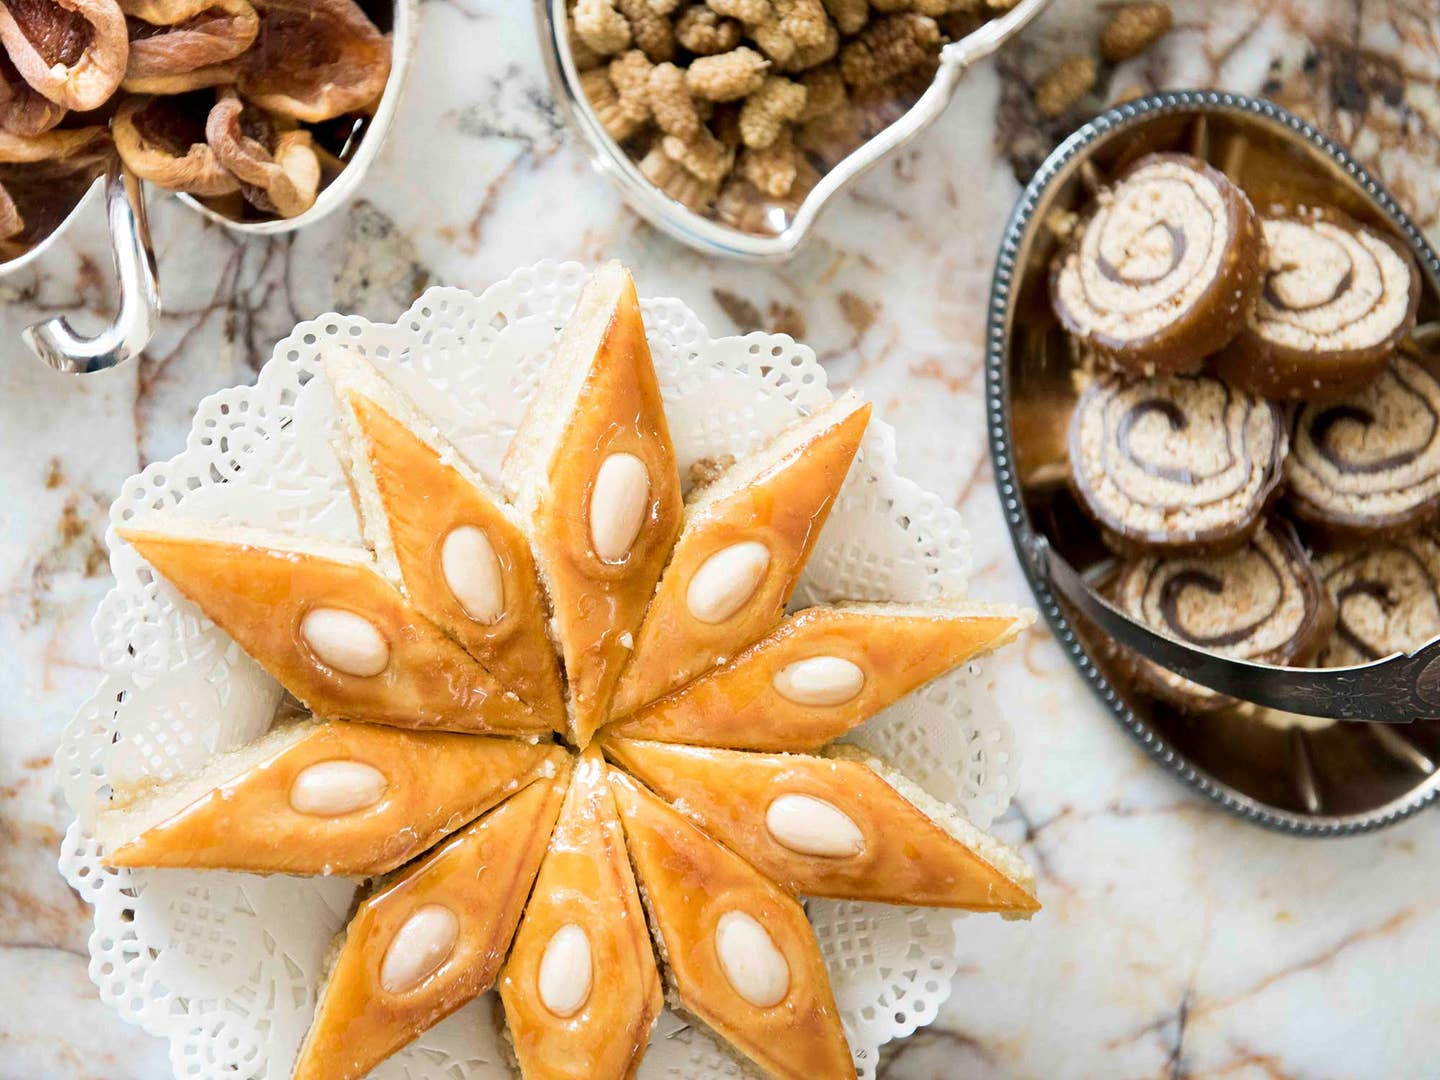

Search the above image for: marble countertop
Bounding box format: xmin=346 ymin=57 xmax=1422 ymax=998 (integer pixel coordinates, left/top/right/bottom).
xmin=3 ymin=0 xmax=1439 ymax=1076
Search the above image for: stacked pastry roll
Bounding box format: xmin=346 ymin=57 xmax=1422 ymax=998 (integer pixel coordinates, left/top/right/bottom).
xmin=1050 ymin=150 xmax=1437 ymax=718
xmin=97 ymin=261 xmax=1040 ymax=1080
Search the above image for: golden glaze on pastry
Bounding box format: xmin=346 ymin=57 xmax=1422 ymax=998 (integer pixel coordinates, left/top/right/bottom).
xmin=502 ymin=263 xmax=683 ymax=746
xmin=292 ymin=767 xmax=569 ymax=1080
xmin=336 ymin=377 xmax=566 ymax=726
xmin=603 ymin=738 xmax=1038 ymax=913
xmin=498 ymin=749 xmax=662 ymax=1079
xmin=609 ymin=394 xmax=872 ymax=719
xmin=610 ymin=602 xmax=1030 ymax=751
xmin=100 ymin=720 xmax=567 ymax=876
xmin=607 ymin=768 xmax=855 ymax=1080
xmin=118 ymin=526 xmax=545 ymax=735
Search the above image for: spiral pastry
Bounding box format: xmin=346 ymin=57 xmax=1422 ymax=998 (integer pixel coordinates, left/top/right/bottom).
xmin=1315 ymin=535 xmax=1440 ymax=667
xmin=1050 ymin=153 xmax=1265 ymax=376
xmin=1285 ymin=356 xmax=1440 ymax=535
xmin=1112 ymin=521 xmax=1333 ymax=711
xmin=1217 ymin=213 xmax=1420 ymax=400
xmin=1068 ymin=373 xmax=1285 ymax=551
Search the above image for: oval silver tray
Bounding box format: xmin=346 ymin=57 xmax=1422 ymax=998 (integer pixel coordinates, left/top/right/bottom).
xmin=986 ymin=90 xmax=1440 ymax=836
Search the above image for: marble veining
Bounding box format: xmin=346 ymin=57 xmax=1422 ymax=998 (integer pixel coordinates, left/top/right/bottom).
xmin=2 ymin=1 xmax=1438 ymax=1076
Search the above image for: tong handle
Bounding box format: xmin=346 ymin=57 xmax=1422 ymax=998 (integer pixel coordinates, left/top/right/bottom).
xmin=1025 ymin=533 xmax=1440 ymax=724
xmin=24 ymin=159 xmax=160 ymax=374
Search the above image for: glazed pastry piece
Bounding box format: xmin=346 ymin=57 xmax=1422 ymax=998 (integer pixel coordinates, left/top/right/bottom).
xmin=609 ymin=601 xmax=1031 ymax=751
xmin=1068 ymin=372 xmax=1285 ymax=552
xmin=498 ymin=749 xmax=662 ymax=1080
xmin=324 ymin=348 xmax=567 ymax=728
xmin=610 ymin=391 xmax=872 ymax=719
xmin=293 ymin=767 xmax=568 ymax=1080
xmin=603 ymin=737 xmax=1038 ymax=914
xmin=1216 ymin=213 xmax=1420 ymax=400
xmin=501 ymin=261 xmax=684 ymax=746
xmin=1050 ymin=153 xmax=1265 ymax=375
xmin=98 ymin=718 xmax=567 ymax=875
xmin=118 ymin=523 xmax=544 ymax=735
xmin=1315 ymin=535 xmax=1440 ymax=666
xmin=1284 ymin=357 xmax=1440 ymax=536
xmin=607 ymin=768 xmax=856 ymax=1080
xmin=1112 ymin=521 xmax=1334 ymax=711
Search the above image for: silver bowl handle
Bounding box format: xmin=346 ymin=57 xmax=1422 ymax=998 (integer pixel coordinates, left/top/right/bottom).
xmin=940 ymin=0 xmax=1052 ymax=70
xmin=23 ymin=159 xmax=161 ymax=374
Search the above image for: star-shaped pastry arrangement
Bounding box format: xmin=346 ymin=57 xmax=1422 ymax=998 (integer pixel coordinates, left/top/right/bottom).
xmin=97 ymin=262 xmax=1039 ymax=1080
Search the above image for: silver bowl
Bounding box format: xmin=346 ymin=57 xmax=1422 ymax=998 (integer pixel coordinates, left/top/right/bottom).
xmin=537 ymin=0 xmax=1052 ymax=261
xmin=10 ymin=0 xmax=416 ymax=373
xmin=986 ymin=90 xmax=1440 ymax=836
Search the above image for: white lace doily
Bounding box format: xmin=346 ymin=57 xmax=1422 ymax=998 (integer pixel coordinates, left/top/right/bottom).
xmin=56 ymin=260 xmax=1022 ymax=1080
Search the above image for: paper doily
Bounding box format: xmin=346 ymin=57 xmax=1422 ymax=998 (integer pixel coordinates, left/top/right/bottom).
xmin=57 ymin=260 xmax=1021 ymax=1080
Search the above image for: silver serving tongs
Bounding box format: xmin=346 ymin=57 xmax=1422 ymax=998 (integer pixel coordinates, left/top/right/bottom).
xmin=1025 ymin=533 xmax=1440 ymax=724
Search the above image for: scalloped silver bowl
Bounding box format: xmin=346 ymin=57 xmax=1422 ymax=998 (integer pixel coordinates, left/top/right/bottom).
xmin=7 ymin=0 xmax=416 ymax=372
xmin=986 ymin=90 xmax=1440 ymax=836
xmin=537 ymin=0 xmax=1052 ymax=261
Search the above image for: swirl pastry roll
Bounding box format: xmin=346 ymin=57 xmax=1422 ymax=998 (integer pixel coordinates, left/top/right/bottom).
xmin=1050 ymin=153 xmax=1264 ymax=375
xmin=1315 ymin=535 xmax=1440 ymax=667
xmin=1217 ymin=214 xmax=1420 ymax=400
xmin=1112 ymin=522 xmax=1334 ymax=711
xmin=1285 ymin=356 xmax=1440 ymax=535
xmin=1069 ymin=372 xmax=1285 ymax=551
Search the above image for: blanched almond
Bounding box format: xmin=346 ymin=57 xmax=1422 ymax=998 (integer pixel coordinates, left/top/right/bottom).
xmin=686 ymin=541 xmax=771 ymax=623
xmin=300 ymin=607 xmax=390 ymax=676
xmin=288 ymin=760 xmax=388 ymax=816
xmin=765 ymin=794 xmax=864 ymax=857
xmin=771 ymin=656 xmax=864 ymax=706
xmin=714 ymin=910 xmax=789 ymax=1007
xmin=589 ymin=453 xmax=649 ymax=561
xmin=537 ymin=922 xmax=592 ymax=1017
xmin=441 ymin=525 xmax=505 ymax=623
xmin=380 ymin=904 xmax=459 ymax=993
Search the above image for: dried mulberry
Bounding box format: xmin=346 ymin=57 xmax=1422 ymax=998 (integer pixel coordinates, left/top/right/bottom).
xmin=580 ymin=67 xmax=647 ymax=140
xmin=674 ymin=4 xmax=742 ymax=53
xmin=686 ymin=46 xmax=769 ymax=100
xmin=839 ymin=14 xmax=941 ymax=88
xmin=1033 ymin=53 xmax=1095 ymax=118
xmin=739 ymin=75 xmax=807 ymax=148
xmin=822 ymin=0 xmax=868 ymax=34
xmin=617 ymin=0 xmax=677 ymax=61
xmin=1099 ymin=2 xmax=1172 ymax=62
xmin=649 ymin=61 xmax=704 ymax=138
xmin=662 ymin=128 xmax=735 ymax=183
xmin=640 ymin=145 xmax=719 ymax=211
xmin=738 ymin=129 xmax=802 ymax=197
xmin=573 ymin=0 xmax=632 ymax=55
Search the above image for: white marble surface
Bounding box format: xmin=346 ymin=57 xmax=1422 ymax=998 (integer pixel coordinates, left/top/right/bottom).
xmin=3 ymin=1 xmax=1440 ymax=1076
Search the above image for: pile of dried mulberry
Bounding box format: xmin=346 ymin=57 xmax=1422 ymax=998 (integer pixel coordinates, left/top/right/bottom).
xmin=568 ymin=0 xmax=1018 ymax=229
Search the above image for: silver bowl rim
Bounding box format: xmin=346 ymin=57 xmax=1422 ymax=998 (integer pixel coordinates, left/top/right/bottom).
xmin=984 ymin=88 xmax=1440 ymax=838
